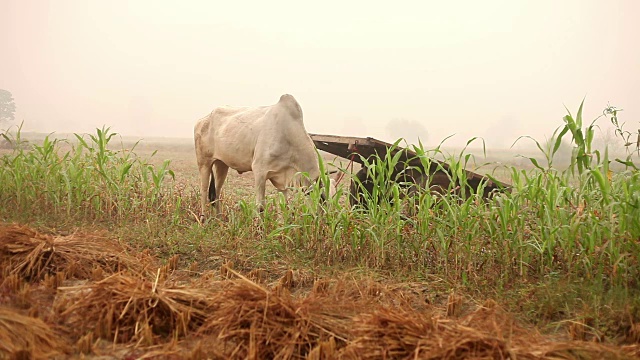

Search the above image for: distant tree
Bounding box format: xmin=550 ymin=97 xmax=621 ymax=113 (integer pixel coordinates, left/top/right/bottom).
xmin=0 ymin=89 xmax=16 ymax=125
xmin=385 ymin=118 xmax=429 ymax=145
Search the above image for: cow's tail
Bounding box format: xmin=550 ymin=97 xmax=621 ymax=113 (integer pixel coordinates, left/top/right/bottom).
xmin=208 ymin=172 xmax=217 ymax=205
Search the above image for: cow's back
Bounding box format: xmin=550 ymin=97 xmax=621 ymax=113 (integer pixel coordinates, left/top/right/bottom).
xmin=202 ymin=105 xmax=269 ymax=172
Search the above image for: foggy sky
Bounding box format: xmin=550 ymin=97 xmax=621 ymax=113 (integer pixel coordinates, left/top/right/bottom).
xmin=1 ymin=0 xmax=639 ymax=148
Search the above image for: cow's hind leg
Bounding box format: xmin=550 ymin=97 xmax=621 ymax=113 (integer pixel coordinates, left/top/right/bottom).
xmin=208 ymin=176 xmax=216 ymax=205
xmin=198 ymin=161 xmax=214 ymax=220
xmin=212 ymin=161 xmax=229 ymax=212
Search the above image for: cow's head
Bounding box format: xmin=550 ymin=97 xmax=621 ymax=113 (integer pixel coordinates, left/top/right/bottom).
xmin=304 ymin=170 xmax=338 ymax=202
xmin=320 ymin=176 xmax=338 ymax=201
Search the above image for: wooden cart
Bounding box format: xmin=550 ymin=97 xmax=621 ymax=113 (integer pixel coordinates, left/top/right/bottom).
xmin=309 ymin=133 xmax=509 ymax=206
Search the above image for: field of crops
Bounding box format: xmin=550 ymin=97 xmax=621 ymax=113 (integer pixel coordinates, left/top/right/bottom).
xmin=1 ymin=104 xmax=640 ymax=359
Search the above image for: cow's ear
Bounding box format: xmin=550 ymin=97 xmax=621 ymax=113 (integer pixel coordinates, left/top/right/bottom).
xmin=329 ymin=178 xmax=337 ymax=197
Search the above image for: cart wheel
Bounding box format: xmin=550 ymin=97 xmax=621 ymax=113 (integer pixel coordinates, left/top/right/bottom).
xmin=350 ymin=165 xmax=433 ymax=208
xmin=349 ymin=167 xmax=373 ymax=208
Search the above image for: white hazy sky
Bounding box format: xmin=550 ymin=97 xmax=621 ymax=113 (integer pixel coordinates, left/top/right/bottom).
xmin=1 ymin=0 xmax=639 ymax=148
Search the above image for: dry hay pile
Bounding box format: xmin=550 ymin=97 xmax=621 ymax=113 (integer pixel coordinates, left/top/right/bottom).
xmin=0 ymin=224 xmax=150 ymax=282
xmin=194 ymin=271 xmax=363 ymax=359
xmin=54 ymin=272 xmax=219 ymax=346
xmin=59 ymin=272 xmax=634 ymax=359
xmin=339 ymin=301 xmax=633 ymax=359
xmin=1 ymin=222 xmax=639 ymax=359
xmin=0 ymin=306 xmax=68 ymax=359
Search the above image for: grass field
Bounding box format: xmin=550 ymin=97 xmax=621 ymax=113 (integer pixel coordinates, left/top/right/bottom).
xmin=2 ymin=105 xmax=640 ymax=358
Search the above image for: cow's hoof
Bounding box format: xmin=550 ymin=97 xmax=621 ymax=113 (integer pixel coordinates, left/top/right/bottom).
xmin=252 ymin=215 xmax=264 ymax=231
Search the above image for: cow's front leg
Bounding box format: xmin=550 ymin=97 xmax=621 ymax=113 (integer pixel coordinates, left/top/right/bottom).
xmin=254 ymin=172 xmax=267 ymax=212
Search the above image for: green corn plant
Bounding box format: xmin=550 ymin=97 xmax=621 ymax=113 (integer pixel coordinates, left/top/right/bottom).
xmin=0 ymin=126 xmax=191 ymax=225
xmin=606 ymin=104 xmax=640 ymax=167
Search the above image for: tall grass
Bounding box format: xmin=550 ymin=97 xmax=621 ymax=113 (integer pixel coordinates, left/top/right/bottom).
xmin=254 ymin=101 xmax=640 ymax=290
xmin=0 ymin=125 xmax=183 ymax=225
xmin=1 ymin=102 xmax=639 ymax=293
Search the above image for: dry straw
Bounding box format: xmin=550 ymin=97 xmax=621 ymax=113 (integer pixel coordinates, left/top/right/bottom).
xmin=55 ymin=271 xmax=219 ymax=346
xmin=0 ymin=224 xmax=150 ymax=282
xmin=1 ymin=223 xmax=638 ymax=359
xmin=0 ymin=306 xmax=68 ymax=358
xmin=339 ymin=299 xmax=634 ymax=360
xmin=197 ymin=269 xmax=356 ymax=359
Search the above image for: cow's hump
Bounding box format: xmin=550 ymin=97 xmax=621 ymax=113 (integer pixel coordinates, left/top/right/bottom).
xmin=278 ymin=94 xmax=303 ymax=120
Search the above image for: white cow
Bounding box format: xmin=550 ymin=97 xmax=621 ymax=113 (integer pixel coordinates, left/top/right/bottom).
xmin=194 ymin=94 xmax=328 ymax=217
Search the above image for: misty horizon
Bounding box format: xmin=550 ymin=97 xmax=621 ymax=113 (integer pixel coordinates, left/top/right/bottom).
xmin=1 ymin=1 xmax=638 ymax=150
